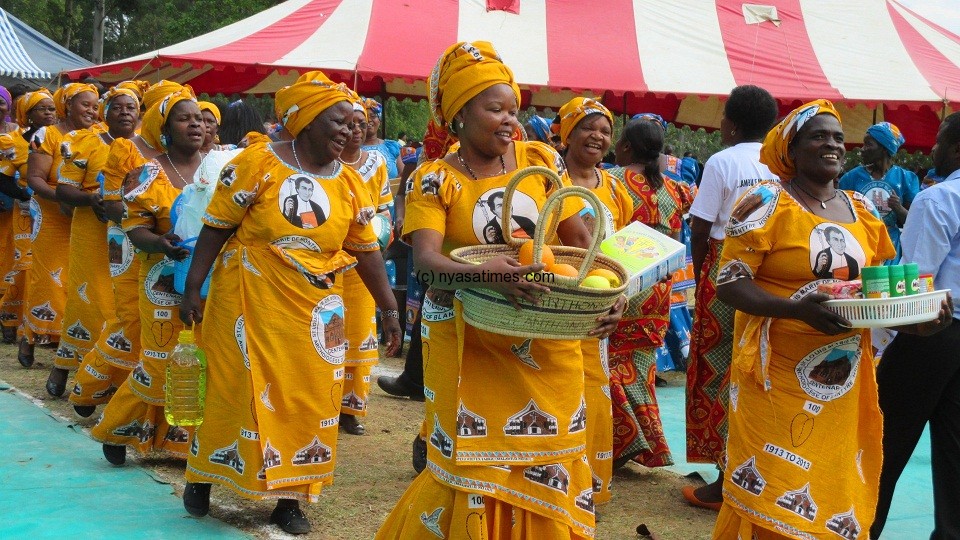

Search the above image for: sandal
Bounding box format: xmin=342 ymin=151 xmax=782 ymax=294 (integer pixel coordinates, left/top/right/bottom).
xmin=183 ymin=482 xmax=211 ymax=517
xmin=270 ymin=501 xmax=311 ymax=534
xmin=681 ymin=485 xmax=722 ymax=511
xmin=17 ymin=337 xmax=34 ymax=368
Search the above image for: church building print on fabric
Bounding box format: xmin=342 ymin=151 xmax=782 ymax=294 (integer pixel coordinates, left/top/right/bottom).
xmin=164 ymin=426 xmax=190 ymax=443
xmin=105 ymin=329 xmax=132 ymax=352
xmin=568 ymin=398 xmax=587 ymax=433
xmin=825 ymin=509 xmax=861 ymax=540
xmin=209 ymin=441 xmax=246 ymax=474
xmin=341 ymin=390 xmax=365 ymax=411
xmin=293 ymin=436 xmax=332 ymax=465
xmin=775 ymin=484 xmax=818 ymax=521
xmin=430 ymin=415 xmax=454 ymax=457
xmin=731 ymin=456 xmax=766 ymax=495
xmin=575 ymin=486 xmax=595 ymax=513
xmin=504 ymin=399 xmax=558 ymax=436
xmin=456 ymin=402 xmax=487 ymax=437
xmin=523 ymin=463 xmax=570 ymax=494
xmin=358 ymin=330 xmax=378 ymax=351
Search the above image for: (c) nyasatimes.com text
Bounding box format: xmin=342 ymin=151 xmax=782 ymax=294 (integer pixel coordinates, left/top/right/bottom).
xmin=415 ymin=270 xmax=556 ymax=285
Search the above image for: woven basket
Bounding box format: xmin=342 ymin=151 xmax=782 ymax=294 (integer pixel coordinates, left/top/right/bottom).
xmin=450 ymin=166 xmax=628 ymax=340
xmin=823 ymin=290 xmax=947 ymax=329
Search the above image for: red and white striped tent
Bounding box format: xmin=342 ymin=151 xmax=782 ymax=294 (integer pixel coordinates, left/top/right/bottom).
xmin=65 ymin=0 xmax=960 ymax=149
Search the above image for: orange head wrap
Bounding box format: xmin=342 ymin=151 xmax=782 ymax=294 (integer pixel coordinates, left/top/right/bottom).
xmin=116 ymin=80 xmax=150 ymax=101
xmin=429 ymin=41 xmax=520 ymax=128
xmin=54 ymin=83 xmax=99 ymax=119
xmin=98 ymin=87 xmax=140 ymax=120
xmin=141 ymin=91 xmax=197 ymax=151
xmin=198 ymin=101 xmax=221 ymax=124
xmin=142 ymin=80 xmax=193 ymax=111
xmin=15 ymin=88 xmax=53 ymax=128
xmin=760 ymin=99 xmax=841 ymax=180
xmin=557 ymin=97 xmax=613 ymax=145
xmin=274 ymin=70 xmax=352 ymax=138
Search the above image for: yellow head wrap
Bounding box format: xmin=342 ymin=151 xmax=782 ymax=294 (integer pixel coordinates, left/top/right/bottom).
xmin=760 ymin=99 xmax=841 ymax=180
xmin=116 ymin=80 xmax=150 ymax=101
xmin=274 ymin=70 xmax=352 ymax=138
xmin=557 ymin=97 xmax=613 ymax=145
xmin=15 ymin=88 xmax=53 ymax=128
xmin=142 ymin=80 xmax=192 ymax=111
xmin=141 ymin=91 xmax=198 ymax=151
xmin=198 ymin=101 xmax=221 ymax=124
xmin=429 ymin=41 xmax=520 ymax=127
xmin=54 ymin=83 xmax=99 ymax=119
xmin=98 ymin=87 xmax=140 ymax=120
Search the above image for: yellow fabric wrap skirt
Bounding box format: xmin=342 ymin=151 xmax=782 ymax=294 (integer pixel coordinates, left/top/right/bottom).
xmin=185 ymin=243 xmax=347 ymax=502
xmin=342 ymin=267 xmax=377 ymax=416
xmin=90 ymin=252 xmax=195 ymax=455
xmin=0 ymin=209 xmax=15 ymax=297
xmin=24 ymin=196 xmax=70 ymax=345
xmin=582 ymin=338 xmax=613 ymax=506
xmin=0 ymin=202 xmax=32 ymax=331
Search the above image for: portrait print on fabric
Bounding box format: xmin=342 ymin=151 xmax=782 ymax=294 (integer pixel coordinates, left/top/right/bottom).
xmin=279 ymin=174 xmax=331 ymax=229
xmin=472 ymin=188 xmax=538 ymax=244
xmin=809 ymin=224 xmax=865 ymax=280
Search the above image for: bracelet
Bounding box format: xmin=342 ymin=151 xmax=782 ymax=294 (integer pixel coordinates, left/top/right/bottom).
xmin=382 ymin=309 xmax=400 ymax=319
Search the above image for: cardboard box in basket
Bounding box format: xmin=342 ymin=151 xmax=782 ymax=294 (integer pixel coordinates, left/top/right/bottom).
xmin=600 ymin=221 xmax=686 ymax=297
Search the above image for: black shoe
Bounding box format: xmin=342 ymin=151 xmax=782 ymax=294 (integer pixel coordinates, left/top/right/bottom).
xmin=74 ymin=405 xmax=96 ymax=418
xmin=17 ymin=337 xmax=33 ymax=368
xmin=270 ymin=502 xmax=311 ymax=534
xmin=103 ymin=444 xmax=126 ymax=466
xmin=45 ymin=367 xmax=68 ymax=397
xmin=339 ymin=413 xmax=365 ymax=436
xmin=377 ymin=374 xmax=425 ymax=401
xmin=2 ymin=326 xmax=16 ymax=344
xmin=412 ymin=435 xmax=427 ymax=474
xmin=183 ymin=482 xmax=211 ymax=517
xmin=613 ymin=453 xmax=637 ymax=471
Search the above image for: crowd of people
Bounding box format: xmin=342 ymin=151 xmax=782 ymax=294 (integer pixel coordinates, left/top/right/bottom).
xmin=0 ymin=39 xmax=958 ymax=539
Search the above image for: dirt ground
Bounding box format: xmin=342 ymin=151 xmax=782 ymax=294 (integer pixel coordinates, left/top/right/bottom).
xmin=0 ymin=343 xmax=717 ymax=539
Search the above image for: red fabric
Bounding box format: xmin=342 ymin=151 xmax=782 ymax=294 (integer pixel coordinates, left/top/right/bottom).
xmin=716 ymin=0 xmax=841 ymax=101
xmin=360 ymin=0 xmax=458 ymax=80
xmin=883 ymin=103 xmax=944 ymax=151
xmin=486 ymin=0 xmax=519 ymax=14
xmin=887 ymin=1 xmax=960 ymax=103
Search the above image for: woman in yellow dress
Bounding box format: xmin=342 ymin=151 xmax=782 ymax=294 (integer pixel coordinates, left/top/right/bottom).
xmin=23 ymin=83 xmax=99 ymax=396
xmin=59 ymin=87 xmax=140 ymax=417
xmin=198 ymin=101 xmax=221 ymax=153
xmin=558 ymin=97 xmax=633 ymax=507
xmin=337 ymin=94 xmax=394 ymax=435
xmin=377 ymin=42 xmax=624 ymax=540
xmin=710 ymin=100 xmax=948 ymax=538
xmin=90 ymin=90 xmax=204 ymax=466
xmin=0 ymin=90 xmax=56 ymax=349
xmin=178 ymin=72 xmax=401 ymax=535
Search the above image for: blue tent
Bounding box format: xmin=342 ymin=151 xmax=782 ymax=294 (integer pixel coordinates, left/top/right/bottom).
xmin=0 ymin=8 xmax=90 ymax=80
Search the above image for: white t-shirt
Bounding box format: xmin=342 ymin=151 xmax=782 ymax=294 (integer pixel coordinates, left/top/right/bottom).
xmin=688 ymin=142 xmax=779 ymax=240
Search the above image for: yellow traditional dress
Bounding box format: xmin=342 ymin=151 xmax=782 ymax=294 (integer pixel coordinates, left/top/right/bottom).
xmin=378 ymin=141 xmax=596 ymax=539
xmin=58 ymin=131 xmax=117 ymax=400
xmin=713 ymin=182 xmax=894 ymax=539
xmin=0 ymin=129 xmax=32 ymax=334
xmin=342 ymin=149 xmax=393 ymax=416
xmin=24 ymin=125 xmax=72 ymax=352
xmin=184 ymin=142 xmax=379 ymax=501
xmin=566 ymin=167 xmax=633 ymax=505
xmin=89 ymin=159 xmax=197 ymax=455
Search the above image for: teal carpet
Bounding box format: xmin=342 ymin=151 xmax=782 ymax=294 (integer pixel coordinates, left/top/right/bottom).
xmin=0 ymin=384 xmax=245 ymax=538
xmin=655 ymin=384 xmax=934 ymax=538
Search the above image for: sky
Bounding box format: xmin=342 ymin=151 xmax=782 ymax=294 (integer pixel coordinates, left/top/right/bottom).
xmin=898 ymin=0 xmax=960 ymax=36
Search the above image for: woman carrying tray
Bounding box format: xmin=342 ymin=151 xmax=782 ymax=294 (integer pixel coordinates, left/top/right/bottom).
xmin=376 ymin=41 xmax=625 ymax=539
xmin=710 ymin=100 xmax=938 ymax=538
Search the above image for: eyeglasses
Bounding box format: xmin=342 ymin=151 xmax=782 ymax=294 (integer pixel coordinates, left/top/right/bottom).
xmin=347 ymin=121 xmax=369 ymax=131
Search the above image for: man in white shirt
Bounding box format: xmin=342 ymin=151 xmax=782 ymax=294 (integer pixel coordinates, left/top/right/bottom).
xmin=682 ymin=85 xmax=780 ymax=509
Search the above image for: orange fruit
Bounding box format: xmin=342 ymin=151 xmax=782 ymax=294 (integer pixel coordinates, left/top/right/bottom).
xmin=587 ymin=268 xmax=621 ymax=287
xmin=517 ymin=241 xmax=555 ymax=267
xmin=547 ymin=263 xmax=578 ymax=278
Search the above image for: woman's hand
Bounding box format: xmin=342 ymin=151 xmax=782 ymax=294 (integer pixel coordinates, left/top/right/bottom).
xmin=480 ymin=255 xmax=550 ymax=309
xmin=794 ymin=293 xmax=853 ymax=335
xmin=89 ymin=193 xmax=107 ymax=223
xmin=588 ymin=294 xmax=627 ymax=339
xmin=158 ymin=231 xmax=190 ymax=261
xmin=893 ymin=295 xmax=954 ymax=336
xmin=381 ymin=315 xmax=402 ymax=357
xmin=179 ymin=289 xmax=203 ymax=325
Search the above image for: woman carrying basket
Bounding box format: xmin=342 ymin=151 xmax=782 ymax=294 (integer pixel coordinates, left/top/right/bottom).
xmin=376 ymin=41 xmax=624 ymax=540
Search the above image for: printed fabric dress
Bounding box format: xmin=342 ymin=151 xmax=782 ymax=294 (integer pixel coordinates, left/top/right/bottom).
xmin=0 ymin=129 xmax=34 ymax=334
xmin=24 ymin=125 xmax=72 ymax=349
xmin=58 ymin=130 xmax=118 ymax=403
xmin=341 ymin=149 xmax=393 ymax=417
xmin=713 ymin=182 xmax=894 ymax=539
xmin=184 ymin=142 xmax=379 ymax=501
xmin=606 ymin=167 xmax=689 ymax=467
xmin=838 ymin=164 xmax=920 ymax=265
xmin=377 ymin=141 xmax=597 ymax=540
xmin=567 ymin=167 xmax=633 ymax=506
xmin=89 ymin=160 xmax=198 ymax=456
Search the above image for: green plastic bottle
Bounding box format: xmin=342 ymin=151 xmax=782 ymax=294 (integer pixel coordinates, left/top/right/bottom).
xmin=164 ymin=329 xmax=206 ymax=427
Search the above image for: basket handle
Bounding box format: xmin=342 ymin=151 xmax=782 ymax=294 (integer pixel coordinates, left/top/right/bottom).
xmin=534 ymin=185 xmax=607 ymax=284
xmin=501 ymin=166 xmax=564 ymax=249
